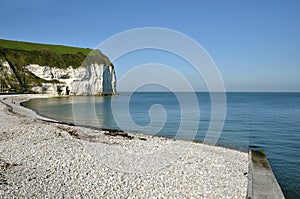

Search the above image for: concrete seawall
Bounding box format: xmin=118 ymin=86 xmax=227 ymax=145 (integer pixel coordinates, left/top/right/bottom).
xmin=247 ymin=150 xmax=285 ymax=199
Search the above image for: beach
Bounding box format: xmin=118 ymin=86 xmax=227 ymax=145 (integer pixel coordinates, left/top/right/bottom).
xmin=0 ymin=94 xmax=248 ymax=198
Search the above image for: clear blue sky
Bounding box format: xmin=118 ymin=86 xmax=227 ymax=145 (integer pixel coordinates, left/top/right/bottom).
xmin=1 ymin=0 xmax=300 ymax=91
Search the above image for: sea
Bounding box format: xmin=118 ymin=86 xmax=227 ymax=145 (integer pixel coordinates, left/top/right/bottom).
xmin=22 ymin=92 xmax=300 ymax=199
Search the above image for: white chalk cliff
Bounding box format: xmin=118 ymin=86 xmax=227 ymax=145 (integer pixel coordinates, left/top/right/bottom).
xmin=25 ymin=64 xmax=116 ymax=95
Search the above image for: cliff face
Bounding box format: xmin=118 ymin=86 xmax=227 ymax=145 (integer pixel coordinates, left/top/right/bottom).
xmin=0 ymin=39 xmax=116 ymax=95
xmin=0 ymin=61 xmax=116 ymax=95
xmin=26 ymin=64 xmax=116 ymax=95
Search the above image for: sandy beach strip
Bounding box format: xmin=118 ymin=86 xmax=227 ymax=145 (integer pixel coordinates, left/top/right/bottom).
xmin=0 ymin=94 xmax=248 ymax=198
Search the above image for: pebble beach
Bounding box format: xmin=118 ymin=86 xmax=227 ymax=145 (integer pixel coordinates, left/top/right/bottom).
xmin=0 ymin=94 xmax=248 ymax=198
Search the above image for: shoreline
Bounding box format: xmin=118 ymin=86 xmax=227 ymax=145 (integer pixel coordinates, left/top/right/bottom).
xmin=0 ymin=94 xmax=248 ymax=198
xmin=19 ymin=94 xmax=248 ymax=153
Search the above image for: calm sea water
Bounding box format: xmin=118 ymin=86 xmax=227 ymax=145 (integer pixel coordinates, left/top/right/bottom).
xmin=22 ymin=92 xmax=300 ymax=199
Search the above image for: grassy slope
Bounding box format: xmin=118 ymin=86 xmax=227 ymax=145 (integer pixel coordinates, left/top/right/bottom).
xmin=0 ymin=39 xmax=92 ymax=55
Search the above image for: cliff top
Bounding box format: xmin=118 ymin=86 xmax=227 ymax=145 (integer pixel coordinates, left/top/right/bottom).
xmin=0 ymin=39 xmax=111 ymax=69
xmin=0 ymin=39 xmax=92 ymax=55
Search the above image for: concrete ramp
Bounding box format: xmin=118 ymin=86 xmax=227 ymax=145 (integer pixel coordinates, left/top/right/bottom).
xmin=247 ymin=150 xmax=285 ymax=199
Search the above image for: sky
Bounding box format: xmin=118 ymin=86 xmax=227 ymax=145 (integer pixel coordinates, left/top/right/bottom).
xmin=1 ymin=0 xmax=300 ymax=91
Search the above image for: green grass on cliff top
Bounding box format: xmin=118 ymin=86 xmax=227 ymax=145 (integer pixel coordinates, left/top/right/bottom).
xmin=0 ymin=39 xmax=92 ymax=55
